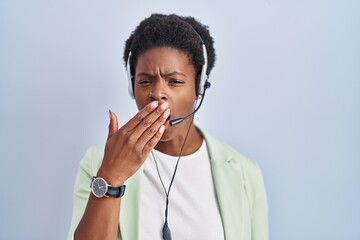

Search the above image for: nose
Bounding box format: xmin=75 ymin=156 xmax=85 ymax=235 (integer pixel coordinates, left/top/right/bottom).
xmin=149 ymin=80 xmax=167 ymax=101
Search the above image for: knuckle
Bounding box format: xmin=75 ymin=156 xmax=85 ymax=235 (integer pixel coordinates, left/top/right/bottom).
xmin=147 ymin=138 xmax=157 ymax=148
xmin=119 ymin=128 xmax=128 ymax=136
xmin=145 ymin=105 xmax=153 ymax=114
xmin=142 ymin=116 xmax=153 ymax=126
xmin=158 ymin=114 xmax=167 ymax=123
xmin=135 ymin=152 xmax=144 ymax=162
xmin=134 ymin=145 xmax=142 ymax=155
xmin=147 ymin=126 xmax=157 ymax=135
xmin=150 ymin=130 xmax=162 ymax=145
xmin=136 ymin=113 xmax=144 ymax=122
xmin=158 ymin=109 xmax=170 ymax=123
xmin=127 ymin=135 xmax=137 ymax=144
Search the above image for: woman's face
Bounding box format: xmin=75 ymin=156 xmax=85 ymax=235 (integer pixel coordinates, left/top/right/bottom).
xmin=134 ymin=47 xmax=197 ymax=142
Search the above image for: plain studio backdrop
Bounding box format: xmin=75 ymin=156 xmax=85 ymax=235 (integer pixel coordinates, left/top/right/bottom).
xmin=0 ymin=0 xmax=359 ymax=239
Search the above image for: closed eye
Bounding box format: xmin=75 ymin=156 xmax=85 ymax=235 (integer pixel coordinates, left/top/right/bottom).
xmin=138 ymin=79 xmax=152 ymax=85
xmin=169 ymin=79 xmax=185 ymax=85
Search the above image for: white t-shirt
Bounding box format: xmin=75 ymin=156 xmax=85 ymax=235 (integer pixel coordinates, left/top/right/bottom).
xmin=140 ymin=140 xmax=224 ymax=240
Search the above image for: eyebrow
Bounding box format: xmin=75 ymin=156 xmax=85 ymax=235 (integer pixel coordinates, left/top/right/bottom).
xmin=136 ymin=71 xmax=186 ymax=78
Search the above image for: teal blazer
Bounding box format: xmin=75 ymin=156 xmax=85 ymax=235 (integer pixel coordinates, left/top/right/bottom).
xmin=68 ymin=129 xmax=268 ymax=240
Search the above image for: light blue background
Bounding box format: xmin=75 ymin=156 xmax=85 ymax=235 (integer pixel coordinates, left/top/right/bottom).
xmin=1 ymin=0 xmax=359 ymax=239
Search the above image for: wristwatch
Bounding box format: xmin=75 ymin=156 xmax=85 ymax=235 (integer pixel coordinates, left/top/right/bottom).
xmin=90 ymin=176 xmax=126 ymax=198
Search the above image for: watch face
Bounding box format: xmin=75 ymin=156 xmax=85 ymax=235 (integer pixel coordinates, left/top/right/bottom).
xmin=91 ymin=177 xmax=108 ymax=198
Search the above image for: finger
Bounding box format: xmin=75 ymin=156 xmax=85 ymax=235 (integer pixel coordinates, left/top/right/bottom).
xmin=142 ymin=125 xmax=166 ymax=155
xmin=136 ymin=108 xmax=170 ymax=149
xmin=129 ymin=102 xmax=169 ymax=142
xmin=123 ymin=101 xmax=159 ymax=132
xmin=108 ymin=110 xmax=119 ymax=140
xmin=139 ymin=102 xmax=169 ymax=129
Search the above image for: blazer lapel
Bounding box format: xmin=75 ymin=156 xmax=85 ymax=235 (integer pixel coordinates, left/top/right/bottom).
xmin=204 ymin=132 xmax=251 ymax=240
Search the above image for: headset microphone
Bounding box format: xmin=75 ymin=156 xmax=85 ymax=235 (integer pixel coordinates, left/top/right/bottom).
xmin=169 ymin=81 xmax=211 ymax=126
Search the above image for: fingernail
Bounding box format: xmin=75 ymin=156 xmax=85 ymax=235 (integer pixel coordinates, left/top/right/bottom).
xmin=150 ymin=101 xmax=159 ymax=108
xmin=159 ymin=102 xmax=168 ymax=111
xmin=109 ymin=109 xmax=112 ymax=119
xmin=164 ymin=109 xmax=170 ymax=116
xmin=159 ymin=125 xmax=165 ymax=134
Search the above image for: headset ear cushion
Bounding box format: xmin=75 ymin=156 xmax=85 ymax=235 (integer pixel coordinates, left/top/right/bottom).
xmin=195 ymin=74 xmax=201 ymax=96
xmin=127 ymin=51 xmax=135 ymax=99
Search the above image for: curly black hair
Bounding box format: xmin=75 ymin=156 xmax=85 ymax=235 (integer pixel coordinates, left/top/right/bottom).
xmin=123 ymin=13 xmax=216 ymax=95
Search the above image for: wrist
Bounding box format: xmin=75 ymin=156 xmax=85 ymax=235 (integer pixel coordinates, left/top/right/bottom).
xmin=96 ymin=169 xmax=126 ymax=187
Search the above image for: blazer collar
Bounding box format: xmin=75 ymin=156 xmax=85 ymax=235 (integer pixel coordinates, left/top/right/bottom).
xmin=202 ymin=130 xmax=248 ymax=240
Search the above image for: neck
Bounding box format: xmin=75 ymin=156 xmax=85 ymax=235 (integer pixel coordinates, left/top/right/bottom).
xmin=154 ymin=123 xmax=203 ymax=156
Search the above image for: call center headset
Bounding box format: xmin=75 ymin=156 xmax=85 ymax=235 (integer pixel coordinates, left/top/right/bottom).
xmin=126 ymin=30 xmax=211 ymax=126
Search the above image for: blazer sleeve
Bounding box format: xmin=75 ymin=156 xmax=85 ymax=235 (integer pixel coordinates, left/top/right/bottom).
xmin=67 ymin=146 xmax=105 ymax=240
xmin=251 ymin=164 xmax=269 ymax=240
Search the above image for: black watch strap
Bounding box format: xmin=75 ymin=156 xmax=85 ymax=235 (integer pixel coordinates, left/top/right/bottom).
xmin=106 ymin=185 xmax=126 ymax=198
